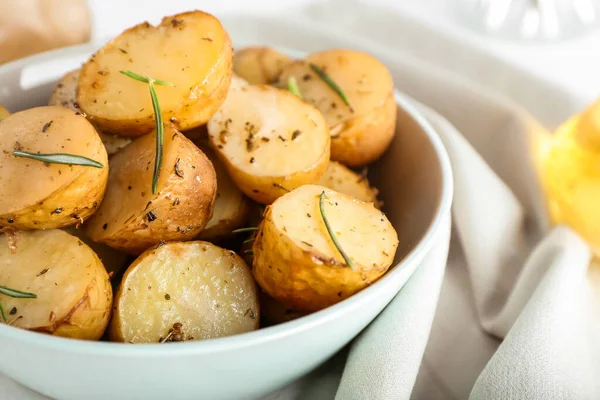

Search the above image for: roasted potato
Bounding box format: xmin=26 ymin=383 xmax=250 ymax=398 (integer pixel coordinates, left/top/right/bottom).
xmin=86 ymin=125 xmax=217 ymax=254
xmin=49 ymin=69 xmax=131 ymax=155
xmin=109 ymin=241 xmax=259 ymax=343
xmin=319 ymin=161 xmax=380 ymax=207
xmin=0 ymin=105 xmax=9 ymax=121
xmin=278 ymin=49 xmax=396 ymax=166
xmin=196 ymin=144 xmax=252 ymax=242
xmin=252 ymin=185 xmax=398 ymax=312
xmin=233 ymin=46 xmax=293 ymax=84
xmin=0 ymin=229 xmax=112 ymax=340
xmin=77 ymin=11 xmax=233 ymax=137
xmin=0 ymin=106 xmax=108 ymax=229
xmin=207 ymin=85 xmax=330 ymax=204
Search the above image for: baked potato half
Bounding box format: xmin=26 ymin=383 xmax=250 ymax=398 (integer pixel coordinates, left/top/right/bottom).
xmin=207 ymin=84 xmax=330 ymax=204
xmin=252 ymin=185 xmax=398 ymax=312
xmin=278 ymin=49 xmax=396 ymax=166
xmin=233 ymin=46 xmax=293 ymax=84
xmin=0 ymin=229 xmax=112 ymax=340
xmin=77 ymin=10 xmax=233 ymax=136
xmin=49 ymin=69 xmax=132 ymax=155
xmin=85 ymin=125 xmax=217 ymax=254
xmin=319 ymin=161 xmax=380 ymax=207
xmin=109 ymin=241 xmax=259 ymax=343
xmin=196 ymin=144 xmax=252 ymax=242
xmin=0 ymin=106 xmax=108 ymax=229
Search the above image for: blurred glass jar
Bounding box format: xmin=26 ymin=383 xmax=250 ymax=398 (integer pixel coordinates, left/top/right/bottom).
xmin=0 ymin=0 xmax=90 ymax=65
xmin=457 ymin=0 xmax=600 ymax=42
xmin=540 ymin=99 xmax=600 ymax=256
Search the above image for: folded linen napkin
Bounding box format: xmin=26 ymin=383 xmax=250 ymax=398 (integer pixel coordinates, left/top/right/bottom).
xmin=3 ymin=2 xmax=600 ymax=399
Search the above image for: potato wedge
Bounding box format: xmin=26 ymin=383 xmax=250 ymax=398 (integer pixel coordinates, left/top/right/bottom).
xmin=207 ymin=85 xmax=330 ymax=204
xmin=0 ymin=106 xmax=108 ymax=229
xmin=0 ymin=105 xmax=9 ymax=121
xmin=86 ymin=125 xmax=217 ymax=254
xmin=109 ymin=241 xmax=259 ymax=343
xmin=252 ymin=185 xmax=398 ymax=312
xmin=49 ymin=69 xmax=131 ymax=155
xmin=233 ymin=46 xmax=293 ymax=84
xmin=77 ymin=11 xmax=233 ymax=136
xmin=319 ymin=161 xmax=380 ymax=207
xmin=0 ymin=229 xmax=112 ymax=340
xmin=196 ymin=144 xmax=252 ymax=242
xmin=278 ymin=49 xmax=396 ymax=166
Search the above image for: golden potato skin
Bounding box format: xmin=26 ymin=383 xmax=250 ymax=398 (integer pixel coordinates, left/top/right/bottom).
xmin=86 ymin=125 xmax=217 ymax=254
xmin=252 ymin=185 xmax=398 ymax=312
xmin=77 ymin=11 xmax=233 ymax=136
xmin=109 ymin=241 xmax=259 ymax=343
xmin=208 ymin=85 xmax=330 ymax=204
xmin=0 ymin=106 xmax=108 ymax=229
xmin=49 ymin=69 xmax=132 ymax=155
xmin=279 ymin=49 xmax=396 ymax=166
xmin=319 ymin=161 xmax=380 ymax=206
xmin=0 ymin=105 xmax=9 ymax=121
xmin=233 ymin=46 xmax=293 ymax=84
xmin=0 ymin=230 xmax=112 ymax=340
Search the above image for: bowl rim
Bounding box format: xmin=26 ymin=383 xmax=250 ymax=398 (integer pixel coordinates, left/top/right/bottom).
xmin=0 ymin=42 xmax=454 ymax=356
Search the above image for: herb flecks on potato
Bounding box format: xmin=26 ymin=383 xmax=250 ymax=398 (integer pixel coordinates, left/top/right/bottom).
xmin=319 ymin=161 xmax=380 ymax=207
xmin=109 ymin=241 xmax=259 ymax=343
xmin=252 ymin=185 xmax=398 ymax=312
xmin=207 ymin=84 xmax=330 ymax=204
xmin=86 ymin=125 xmax=217 ymax=254
xmin=0 ymin=229 xmax=112 ymax=340
xmin=279 ymin=49 xmax=396 ymax=166
xmin=233 ymin=46 xmax=292 ymax=85
xmin=0 ymin=106 xmax=108 ymax=229
xmin=77 ymin=11 xmax=233 ymax=136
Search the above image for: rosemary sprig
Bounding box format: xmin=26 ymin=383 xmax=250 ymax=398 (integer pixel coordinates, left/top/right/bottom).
xmin=242 ymin=237 xmax=256 ymax=244
xmin=0 ymin=303 xmax=5 ymax=322
xmin=287 ymin=77 xmax=302 ymax=99
xmin=232 ymin=227 xmax=259 ymax=234
xmin=319 ymin=191 xmax=356 ymax=270
xmin=0 ymin=285 xmax=37 ymax=298
xmin=12 ymin=151 xmax=103 ymax=168
xmin=120 ymin=70 xmax=174 ymax=194
xmin=309 ymin=63 xmax=352 ymax=111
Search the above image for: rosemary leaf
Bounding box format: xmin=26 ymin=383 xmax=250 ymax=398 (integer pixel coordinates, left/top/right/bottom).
xmin=309 ymin=63 xmax=352 ymax=111
xmin=0 ymin=303 xmax=5 ymax=322
xmin=287 ymin=77 xmax=303 ymax=99
xmin=232 ymin=227 xmax=260 ymax=234
xmin=243 ymin=249 xmax=254 ymax=255
xmin=242 ymin=237 xmax=256 ymax=244
xmin=273 ymin=183 xmax=291 ymax=192
xmin=319 ymin=191 xmax=356 ymax=270
xmin=119 ymin=70 xmax=174 ymax=87
xmin=12 ymin=151 xmax=103 ymax=168
xmin=0 ymin=285 xmax=37 ymax=298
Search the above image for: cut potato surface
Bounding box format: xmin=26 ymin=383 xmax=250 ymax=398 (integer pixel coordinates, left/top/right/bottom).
xmin=78 ymin=10 xmax=233 ymax=136
xmin=196 ymin=144 xmax=251 ymax=242
xmin=253 ymin=185 xmax=398 ymax=312
xmin=0 ymin=106 xmax=108 ymax=229
xmin=109 ymin=241 xmax=259 ymax=343
xmin=278 ymin=49 xmax=396 ymax=166
xmin=207 ymin=85 xmax=330 ymax=204
xmin=0 ymin=229 xmax=112 ymax=340
xmin=233 ymin=46 xmax=293 ymax=84
xmin=86 ymin=125 xmax=217 ymax=254
xmin=49 ymin=69 xmax=131 ymax=155
xmin=319 ymin=161 xmax=380 ymax=207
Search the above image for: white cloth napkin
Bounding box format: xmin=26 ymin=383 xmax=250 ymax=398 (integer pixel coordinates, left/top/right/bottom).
xmin=4 ymin=1 xmax=600 ymax=399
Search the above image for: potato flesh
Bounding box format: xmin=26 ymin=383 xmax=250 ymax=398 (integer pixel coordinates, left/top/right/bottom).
xmin=207 ymin=85 xmax=330 ymax=203
xmin=233 ymin=47 xmax=293 ymax=84
xmin=86 ymin=125 xmax=217 ymax=254
xmin=77 ymin=11 xmax=232 ymax=135
xmin=0 ymin=230 xmax=112 ymax=340
xmin=48 ymin=69 xmax=131 ymax=155
xmin=0 ymin=106 xmax=108 ymax=227
xmin=110 ymin=241 xmax=259 ymax=343
xmin=252 ymin=185 xmax=398 ymax=312
xmin=319 ymin=161 xmax=379 ymax=206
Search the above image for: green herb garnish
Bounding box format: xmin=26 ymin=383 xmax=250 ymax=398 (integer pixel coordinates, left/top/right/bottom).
xmin=12 ymin=151 xmax=103 ymax=168
xmin=120 ymin=70 xmax=174 ymax=194
xmin=232 ymin=227 xmax=260 ymax=234
xmin=0 ymin=285 xmax=37 ymax=298
xmin=319 ymin=191 xmax=356 ymax=270
xmin=309 ymin=63 xmax=352 ymax=111
xmin=242 ymin=237 xmax=256 ymax=244
xmin=273 ymin=183 xmax=291 ymax=192
xmin=0 ymin=304 xmax=5 ymax=322
xmin=287 ymin=77 xmax=302 ymax=99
